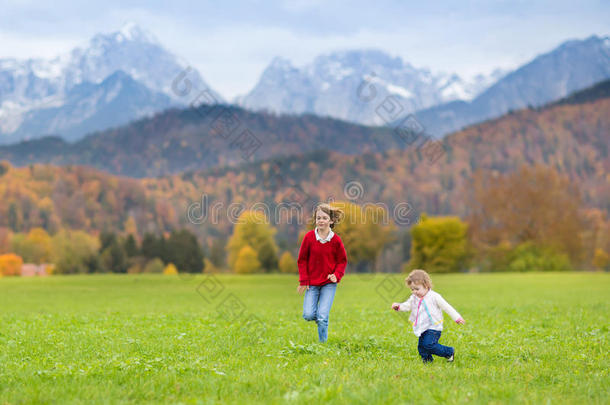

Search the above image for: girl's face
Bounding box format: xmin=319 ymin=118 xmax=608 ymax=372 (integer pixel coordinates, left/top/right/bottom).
xmin=409 ymin=283 xmax=429 ymax=298
xmin=315 ymin=209 xmax=333 ymax=230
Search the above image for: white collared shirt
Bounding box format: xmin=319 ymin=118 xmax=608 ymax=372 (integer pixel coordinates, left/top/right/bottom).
xmin=314 ymin=227 xmax=334 ymax=243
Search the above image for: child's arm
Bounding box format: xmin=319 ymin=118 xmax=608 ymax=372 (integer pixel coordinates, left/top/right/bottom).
xmin=392 ymin=295 xmax=414 ymax=312
xmin=435 ymin=293 xmax=465 ymax=324
xmin=331 ymin=238 xmax=348 ymax=282
xmin=297 ymin=235 xmax=311 ymax=286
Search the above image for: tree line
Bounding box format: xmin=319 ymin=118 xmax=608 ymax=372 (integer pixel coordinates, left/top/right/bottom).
xmin=1 ymin=165 xmax=609 ymax=276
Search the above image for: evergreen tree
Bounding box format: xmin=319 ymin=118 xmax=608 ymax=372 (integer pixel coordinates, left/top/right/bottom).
xmin=209 ymin=237 xmax=226 ymax=268
xmin=141 ymin=233 xmax=165 ymax=261
xmin=99 ymin=232 xmax=128 ymax=273
xmin=123 ymin=234 xmax=138 ymax=258
xmin=165 ymin=229 xmax=204 ymax=273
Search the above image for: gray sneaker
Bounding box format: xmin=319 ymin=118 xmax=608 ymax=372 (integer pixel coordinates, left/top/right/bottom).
xmin=447 ymin=352 xmax=454 ymax=362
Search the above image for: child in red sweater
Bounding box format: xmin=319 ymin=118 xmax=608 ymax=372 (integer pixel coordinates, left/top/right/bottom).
xmin=297 ymin=203 xmax=348 ymax=343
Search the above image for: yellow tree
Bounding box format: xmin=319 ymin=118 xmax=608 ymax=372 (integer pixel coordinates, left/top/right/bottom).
xmin=408 ymin=214 xmax=470 ymax=273
xmin=279 ymin=251 xmax=297 ymax=273
xmin=203 ymin=258 xmax=219 ymax=273
xmin=37 ymin=197 xmax=59 ymax=233
xmin=10 ymin=228 xmax=52 ymax=264
xmin=51 ymin=230 xmax=99 ymax=274
xmin=227 ymin=211 xmax=278 ymax=272
xmin=235 ymin=245 xmax=261 ymax=274
xmin=163 ymin=263 xmax=178 ymax=275
xmin=123 ymin=216 xmax=139 ymax=240
xmin=580 ymin=209 xmax=610 ymax=269
xmin=27 ymin=228 xmax=52 ymax=263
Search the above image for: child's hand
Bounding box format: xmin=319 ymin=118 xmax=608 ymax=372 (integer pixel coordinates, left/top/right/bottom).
xmin=391 ymin=303 xmax=401 ymax=311
xmin=297 ymin=285 xmax=309 ymax=294
xmin=456 ymin=317 xmax=465 ymax=325
xmin=327 ymin=274 xmax=337 ymax=283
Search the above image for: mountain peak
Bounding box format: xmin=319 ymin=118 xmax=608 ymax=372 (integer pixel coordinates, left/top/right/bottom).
xmin=314 ymin=48 xmax=406 ymax=70
xmin=241 ymin=48 xmax=486 ymax=123
xmin=116 ymin=22 xmax=159 ymax=44
xmin=0 ymin=24 xmax=220 ymax=143
xmin=89 ymin=22 xmax=160 ymax=47
xmin=555 ymin=34 xmax=610 ymax=53
xmin=268 ymin=56 xmax=294 ymax=70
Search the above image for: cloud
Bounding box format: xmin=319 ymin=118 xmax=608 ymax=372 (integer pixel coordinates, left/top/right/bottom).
xmin=0 ymin=30 xmax=79 ymax=60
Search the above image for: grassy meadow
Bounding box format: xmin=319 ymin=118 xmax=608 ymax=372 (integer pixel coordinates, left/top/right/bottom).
xmin=0 ymin=272 xmax=608 ymax=404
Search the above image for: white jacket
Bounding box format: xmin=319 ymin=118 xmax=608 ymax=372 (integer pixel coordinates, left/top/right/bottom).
xmin=397 ymin=290 xmax=462 ymax=337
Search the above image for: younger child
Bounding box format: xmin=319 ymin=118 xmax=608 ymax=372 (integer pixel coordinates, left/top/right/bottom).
xmin=391 ymin=269 xmax=465 ymax=363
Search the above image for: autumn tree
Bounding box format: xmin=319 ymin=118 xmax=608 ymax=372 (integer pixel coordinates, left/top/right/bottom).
xmin=592 ymin=249 xmax=609 ymax=271
xmin=580 ymin=209 xmax=610 ymax=269
xmin=279 ymin=251 xmax=297 ymax=273
xmin=163 ymin=263 xmax=178 ymax=275
xmin=0 ymin=227 xmax=11 ymax=254
xmin=123 ymin=216 xmax=138 ymax=238
xmin=235 ymin=245 xmax=262 ymax=274
xmin=467 ymin=165 xmax=584 ymax=270
xmin=507 ymin=242 xmax=571 ymax=272
xmin=37 ymin=197 xmax=59 ymax=233
xmin=203 ymin=258 xmax=219 ymax=273
xmin=144 ymin=258 xmax=165 ymax=273
xmin=227 ymin=211 xmax=278 ymax=272
xmin=0 ymin=253 xmax=23 ymax=276
xmin=51 ymin=230 xmax=99 ymax=274
xmin=10 ymin=228 xmax=52 ymax=264
xmin=408 ymin=214 xmax=470 ymax=273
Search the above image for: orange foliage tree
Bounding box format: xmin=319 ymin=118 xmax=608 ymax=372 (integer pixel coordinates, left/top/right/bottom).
xmin=467 ymin=165 xmax=585 ymax=269
xmin=0 ymin=253 xmax=23 ymax=276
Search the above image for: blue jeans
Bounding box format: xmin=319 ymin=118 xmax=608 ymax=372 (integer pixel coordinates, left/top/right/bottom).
xmin=418 ymin=329 xmax=454 ymax=363
xmin=302 ymin=283 xmax=337 ymax=343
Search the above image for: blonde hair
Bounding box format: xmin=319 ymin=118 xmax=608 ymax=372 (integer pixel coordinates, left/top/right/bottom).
xmin=313 ymin=203 xmax=344 ymax=229
xmin=406 ymin=269 xmax=433 ymax=289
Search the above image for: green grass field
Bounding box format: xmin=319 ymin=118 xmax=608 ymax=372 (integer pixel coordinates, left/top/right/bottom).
xmin=0 ymin=272 xmax=608 ymax=404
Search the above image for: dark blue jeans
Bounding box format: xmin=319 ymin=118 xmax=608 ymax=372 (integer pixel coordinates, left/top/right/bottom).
xmin=418 ymin=329 xmax=454 ymax=363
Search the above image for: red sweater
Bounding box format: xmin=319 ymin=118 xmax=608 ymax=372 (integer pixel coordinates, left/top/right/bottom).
xmin=297 ymin=230 xmax=348 ymax=286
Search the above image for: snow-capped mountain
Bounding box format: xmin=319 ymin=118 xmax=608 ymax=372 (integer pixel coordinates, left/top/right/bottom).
xmin=414 ymin=35 xmax=610 ymax=137
xmin=240 ymin=49 xmax=503 ymax=125
xmin=473 ymin=35 xmax=610 ymax=118
xmin=0 ymin=22 xmax=221 ymax=143
xmin=9 ymin=71 xmax=174 ymax=142
xmin=242 ymin=35 xmax=610 ymax=131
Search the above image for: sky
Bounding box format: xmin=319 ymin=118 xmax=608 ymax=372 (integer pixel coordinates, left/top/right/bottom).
xmin=1 ymin=0 xmax=609 ymax=99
